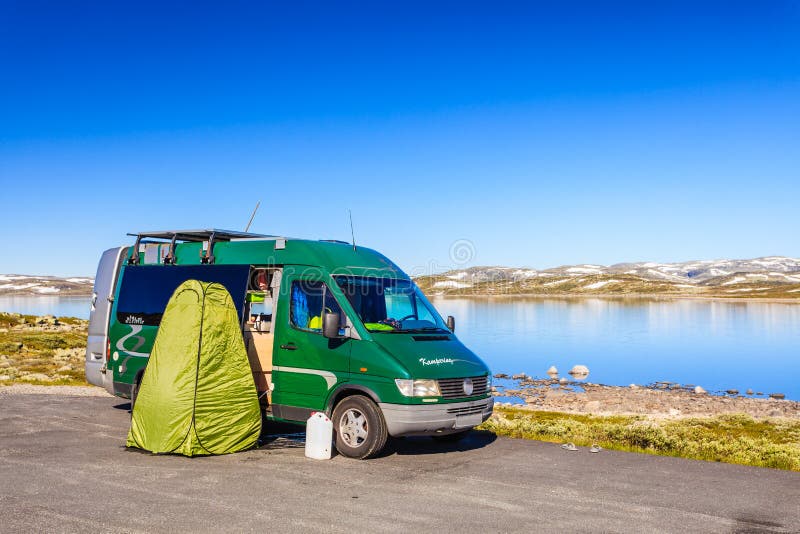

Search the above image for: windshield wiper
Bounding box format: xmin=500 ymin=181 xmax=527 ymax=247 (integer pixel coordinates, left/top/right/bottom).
xmin=398 ymin=327 xmax=450 ymax=334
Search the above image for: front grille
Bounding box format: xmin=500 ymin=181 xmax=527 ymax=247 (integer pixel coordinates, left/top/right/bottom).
xmin=446 ymin=402 xmax=488 ymax=415
xmin=437 ymin=376 xmax=488 ymax=399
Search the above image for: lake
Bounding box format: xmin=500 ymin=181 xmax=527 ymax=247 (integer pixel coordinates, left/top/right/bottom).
xmin=0 ymin=296 xmax=94 ymax=320
xmin=431 ymin=297 xmax=800 ymax=401
xmin=3 ymin=295 xmax=799 ymax=400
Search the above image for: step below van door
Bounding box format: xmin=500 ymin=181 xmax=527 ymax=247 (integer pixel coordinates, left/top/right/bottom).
xmin=271 ymin=268 xmax=350 ymax=416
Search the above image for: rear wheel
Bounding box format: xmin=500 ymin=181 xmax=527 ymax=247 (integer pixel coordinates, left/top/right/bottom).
xmin=332 ymin=395 xmax=388 ymax=459
xmin=130 ymin=374 xmax=142 ymax=415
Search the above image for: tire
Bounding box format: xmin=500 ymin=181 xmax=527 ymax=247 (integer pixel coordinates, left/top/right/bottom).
xmin=433 ymin=430 xmax=471 ymax=443
xmin=332 ymin=395 xmax=388 ymax=459
xmin=130 ymin=375 xmax=142 ymax=415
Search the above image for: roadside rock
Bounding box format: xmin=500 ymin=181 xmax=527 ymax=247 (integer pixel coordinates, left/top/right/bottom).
xmin=36 ymin=315 xmax=60 ymax=326
xmin=547 ymin=366 xmax=558 ymax=375
xmin=769 ymin=393 xmax=786 ymax=400
xmin=694 ymin=386 xmax=707 ymax=394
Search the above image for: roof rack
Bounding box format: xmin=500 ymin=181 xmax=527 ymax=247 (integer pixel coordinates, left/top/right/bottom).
xmin=127 ymin=229 xmax=272 ymax=265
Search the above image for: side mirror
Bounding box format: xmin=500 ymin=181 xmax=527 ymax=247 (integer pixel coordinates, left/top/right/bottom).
xmin=323 ymin=312 xmax=341 ymax=339
xmin=446 ymin=315 xmax=455 ymax=333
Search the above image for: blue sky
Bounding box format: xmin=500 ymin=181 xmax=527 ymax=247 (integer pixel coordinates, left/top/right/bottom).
xmin=1 ymin=1 xmax=798 ymax=276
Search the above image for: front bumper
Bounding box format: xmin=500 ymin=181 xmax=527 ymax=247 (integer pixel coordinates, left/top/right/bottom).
xmin=379 ymin=397 xmax=494 ymax=437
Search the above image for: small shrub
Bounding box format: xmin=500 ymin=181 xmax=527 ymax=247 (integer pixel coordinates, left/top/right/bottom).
xmin=0 ymin=341 xmax=22 ymax=353
xmin=20 ymin=334 xmax=67 ymax=351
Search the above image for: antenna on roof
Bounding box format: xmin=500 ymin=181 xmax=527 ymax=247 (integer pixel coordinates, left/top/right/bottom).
xmin=244 ymin=201 xmax=261 ymax=232
xmin=348 ymin=209 xmax=357 ymax=251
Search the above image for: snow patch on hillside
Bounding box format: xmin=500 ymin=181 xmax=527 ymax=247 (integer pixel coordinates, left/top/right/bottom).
xmin=584 ymin=280 xmax=620 ymax=289
xmin=433 ymin=281 xmax=471 ymax=289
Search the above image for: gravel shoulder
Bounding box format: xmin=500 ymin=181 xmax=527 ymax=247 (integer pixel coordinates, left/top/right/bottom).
xmin=0 ymin=383 xmax=111 ymax=397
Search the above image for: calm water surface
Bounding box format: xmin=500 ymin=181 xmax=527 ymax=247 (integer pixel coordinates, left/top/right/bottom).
xmin=0 ymin=296 xmax=92 ymax=319
xmin=432 ymin=297 xmax=800 ymax=401
xmin=2 ymin=296 xmax=798 ymax=400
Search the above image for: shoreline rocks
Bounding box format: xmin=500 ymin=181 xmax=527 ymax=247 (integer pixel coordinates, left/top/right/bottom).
xmin=491 ymin=375 xmax=798 ymax=419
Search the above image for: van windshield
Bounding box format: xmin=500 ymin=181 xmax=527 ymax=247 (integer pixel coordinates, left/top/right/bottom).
xmin=334 ymin=276 xmax=449 ymax=333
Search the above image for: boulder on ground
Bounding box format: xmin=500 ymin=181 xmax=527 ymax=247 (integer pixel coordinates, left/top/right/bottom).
xmin=546 ymin=366 xmax=558 ymax=375
xmin=36 ymin=315 xmax=60 ymax=326
xmin=769 ymin=393 xmax=786 ymax=400
xmin=694 ymin=386 xmax=707 ymax=394
xmin=569 ymin=365 xmax=589 ymax=376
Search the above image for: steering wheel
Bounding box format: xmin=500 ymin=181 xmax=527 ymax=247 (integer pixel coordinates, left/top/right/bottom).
xmin=397 ymin=314 xmax=417 ymax=322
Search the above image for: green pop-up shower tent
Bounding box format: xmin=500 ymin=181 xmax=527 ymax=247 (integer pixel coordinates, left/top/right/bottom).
xmin=127 ymin=280 xmax=261 ymax=456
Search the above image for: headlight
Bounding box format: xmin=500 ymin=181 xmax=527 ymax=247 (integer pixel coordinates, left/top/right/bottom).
xmin=395 ymin=379 xmax=441 ymax=397
xmin=486 ymin=374 xmax=492 ymax=392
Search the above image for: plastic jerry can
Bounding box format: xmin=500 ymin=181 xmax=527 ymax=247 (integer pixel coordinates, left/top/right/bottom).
xmin=305 ymin=412 xmax=333 ymax=460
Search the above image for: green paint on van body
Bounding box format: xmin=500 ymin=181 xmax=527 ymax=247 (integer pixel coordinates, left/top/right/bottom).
xmin=107 ymin=237 xmax=492 ymax=436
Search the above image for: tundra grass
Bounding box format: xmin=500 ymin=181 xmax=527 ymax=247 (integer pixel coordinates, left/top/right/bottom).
xmin=479 ymin=406 xmax=800 ymax=471
xmin=0 ymin=312 xmax=88 ymax=386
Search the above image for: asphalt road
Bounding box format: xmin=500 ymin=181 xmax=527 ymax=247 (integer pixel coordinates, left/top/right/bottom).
xmin=0 ymin=393 xmax=798 ymax=533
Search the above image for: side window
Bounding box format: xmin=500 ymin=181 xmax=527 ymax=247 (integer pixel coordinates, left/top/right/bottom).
xmin=116 ymin=265 xmax=250 ymax=326
xmin=414 ymin=295 xmax=436 ymax=323
xmin=290 ymin=281 xmax=343 ymax=333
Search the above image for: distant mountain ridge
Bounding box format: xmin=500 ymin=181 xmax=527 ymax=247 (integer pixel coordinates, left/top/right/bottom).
xmin=0 ymin=274 xmax=94 ymax=296
xmin=3 ymin=256 xmax=800 ymax=298
xmin=414 ymin=256 xmax=800 ymax=298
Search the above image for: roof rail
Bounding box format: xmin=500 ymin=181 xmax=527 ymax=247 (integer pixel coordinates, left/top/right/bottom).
xmin=127 ymin=229 xmax=272 ymax=265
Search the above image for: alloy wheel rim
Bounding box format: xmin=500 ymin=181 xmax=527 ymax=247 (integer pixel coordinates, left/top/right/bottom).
xmin=339 ymin=408 xmax=368 ymax=448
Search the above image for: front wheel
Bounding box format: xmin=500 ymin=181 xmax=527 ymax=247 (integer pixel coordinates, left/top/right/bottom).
xmin=332 ymin=395 xmax=388 ymax=459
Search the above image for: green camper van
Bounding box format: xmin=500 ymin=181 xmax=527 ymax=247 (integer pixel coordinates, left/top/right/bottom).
xmin=85 ymin=229 xmax=493 ymax=458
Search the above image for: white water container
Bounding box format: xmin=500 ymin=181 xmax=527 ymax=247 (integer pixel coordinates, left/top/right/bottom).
xmin=305 ymin=412 xmax=333 ymax=460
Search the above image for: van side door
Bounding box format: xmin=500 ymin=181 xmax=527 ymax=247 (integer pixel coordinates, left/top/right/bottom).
xmin=272 ymin=267 xmax=350 ymax=418
xmin=85 ymin=246 xmax=128 ymax=393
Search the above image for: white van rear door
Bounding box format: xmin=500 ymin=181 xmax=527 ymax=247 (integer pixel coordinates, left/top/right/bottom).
xmin=84 ymin=247 xmax=128 ymax=393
